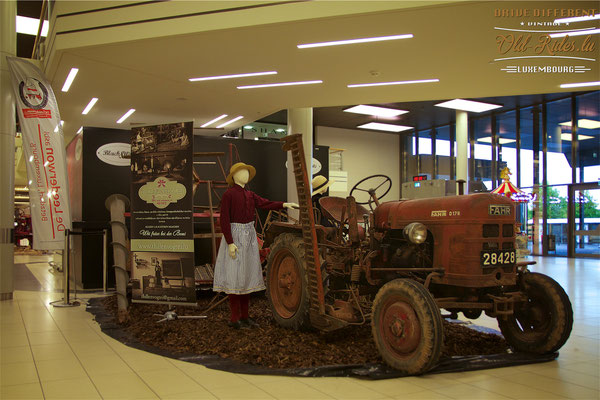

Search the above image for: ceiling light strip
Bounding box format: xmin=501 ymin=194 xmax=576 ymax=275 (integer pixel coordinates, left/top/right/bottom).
xmin=117 ymin=109 xmax=136 ymax=124
xmin=549 ymin=28 xmax=600 ymax=38
xmin=348 ymin=79 xmax=439 ymax=88
xmin=15 ymin=16 xmax=49 ymax=37
xmin=237 ymin=80 xmax=323 ymax=89
xmin=357 ymin=122 xmax=413 ymax=132
xmin=217 ymin=115 xmax=243 ymax=128
xmin=189 ymin=71 xmax=277 ymax=82
xmin=201 ymin=114 xmax=228 ymax=128
xmin=560 ymin=81 xmax=600 ymax=88
xmin=298 ymin=34 xmax=413 ymax=49
xmin=61 ymin=68 xmax=79 ymax=92
xmin=81 ymin=97 xmax=98 ymax=115
xmin=435 ymin=99 xmax=503 ymax=113
xmin=344 ymin=105 xmax=408 ymax=117
xmin=554 ymin=14 xmax=600 ymax=24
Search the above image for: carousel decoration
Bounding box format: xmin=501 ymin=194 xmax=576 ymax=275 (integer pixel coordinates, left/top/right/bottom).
xmin=492 ymin=167 xmax=536 ymax=202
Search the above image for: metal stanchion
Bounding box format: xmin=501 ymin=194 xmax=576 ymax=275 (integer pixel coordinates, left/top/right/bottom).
xmin=50 ymin=229 xmax=107 ymax=307
xmin=103 ymin=228 xmax=108 ymax=294
xmin=50 ymin=229 xmax=80 ymax=307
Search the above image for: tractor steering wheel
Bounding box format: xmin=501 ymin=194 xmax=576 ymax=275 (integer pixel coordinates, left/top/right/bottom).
xmin=350 ymin=174 xmax=392 ymax=210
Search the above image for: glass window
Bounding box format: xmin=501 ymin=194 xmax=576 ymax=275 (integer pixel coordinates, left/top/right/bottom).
xmin=546 ymin=98 xmax=573 ymax=186
xmin=435 ymin=125 xmax=452 ymax=180
xmin=472 ymin=116 xmax=493 ymax=190
xmin=496 ymin=110 xmax=517 ymax=188
xmin=576 ymin=91 xmax=600 ymax=183
xmin=519 ymin=106 xmax=542 ymax=189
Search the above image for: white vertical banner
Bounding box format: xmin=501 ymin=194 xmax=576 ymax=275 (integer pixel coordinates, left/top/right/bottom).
xmin=7 ymin=57 xmax=71 ymax=250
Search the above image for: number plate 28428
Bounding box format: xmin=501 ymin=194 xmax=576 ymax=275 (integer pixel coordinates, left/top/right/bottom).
xmin=481 ymin=250 xmax=516 ymax=267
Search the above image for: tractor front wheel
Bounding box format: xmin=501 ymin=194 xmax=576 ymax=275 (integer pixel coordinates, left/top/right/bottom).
xmin=371 ymin=279 xmax=443 ymax=375
xmin=266 ymin=233 xmax=311 ymax=330
xmin=498 ymin=272 xmax=573 ymax=354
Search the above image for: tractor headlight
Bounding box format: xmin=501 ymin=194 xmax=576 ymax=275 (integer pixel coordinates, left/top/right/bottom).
xmin=403 ymin=222 xmax=428 ymax=244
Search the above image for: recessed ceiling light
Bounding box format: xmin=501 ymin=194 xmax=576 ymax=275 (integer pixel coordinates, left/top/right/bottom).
xmin=559 ymin=119 xmax=600 ymax=130
xmin=344 ymin=105 xmax=408 ymax=118
xmin=561 ymin=133 xmax=594 ymax=141
xmin=243 ymin=125 xmax=253 ymax=129
xmin=217 ymin=116 xmax=243 ymax=128
xmin=435 ymin=99 xmax=503 ymax=113
xmin=82 ymin=97 xmax=98 ymax=115
xmin=189 ymin=71 xmax=277 ymax=82
xmin=347 ymin=79 xmax=439 ymax=88
xmin=560 ymin=81 xmax=600 ymax=88
xmin=477 ymin=137 xmax=517 ymax=144
xmin=237 ymin=80 xmax=323 ymax=89
xmin=61 ymin=68 xmax=79 ymax=92
xmin=16 ymin=16 xmax=48 ymax=36
xmin=298 ymin=34 xmax=413 ymax=49
xmin=201 ymin=114 xmax=228 ymax=128
xmin=275 ymin=128 xmax=286 ymax=132
xmin=117 ymin=109 xmax=136 ymax=124
xmin=357 ymin=122 xmax=413 ymax=132
xmin=554 ymin=14 xmax=600 ymax=24
xmin=549 ymin=28 xmax=600 ymax=38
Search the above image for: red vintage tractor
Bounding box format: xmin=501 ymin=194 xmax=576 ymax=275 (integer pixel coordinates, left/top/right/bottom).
xmin=263 ymin=134 xmax=573 ymax=375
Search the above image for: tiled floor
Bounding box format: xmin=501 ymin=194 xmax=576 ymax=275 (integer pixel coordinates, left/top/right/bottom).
xmin=1 ymin=254 xmax=598 ymax=399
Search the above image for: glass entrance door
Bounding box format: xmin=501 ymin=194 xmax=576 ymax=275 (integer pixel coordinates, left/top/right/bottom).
xmin=568 ymin=183 xmax=600 ymax=258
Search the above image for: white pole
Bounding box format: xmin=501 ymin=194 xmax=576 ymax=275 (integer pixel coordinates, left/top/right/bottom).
xmin=0 ymin=0 xmax=16 ymax=301
xmin=286 ymin=108 xmax=313 ymax=219
xmin=456 ymin=110 xmax=468 ymax=194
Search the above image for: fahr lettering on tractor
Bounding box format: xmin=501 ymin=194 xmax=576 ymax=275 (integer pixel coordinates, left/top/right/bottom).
xmin=262 ymin=134 xmax=573 ymax=375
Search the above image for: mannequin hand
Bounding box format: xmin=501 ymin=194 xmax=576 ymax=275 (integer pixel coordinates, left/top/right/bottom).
xmin=283 ymin=202 xmax=300 ymax=209
xmin=228 ymin=243 xmax=238 ymax=259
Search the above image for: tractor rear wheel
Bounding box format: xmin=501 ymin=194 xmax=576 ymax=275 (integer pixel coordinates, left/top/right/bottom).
xmin=498 ymin=272 xmax=573 ymax=354
xmin=371 ymin=279 xmax=443 ymax=375
xmin=266 ymin=233 xmax=311 ymax=330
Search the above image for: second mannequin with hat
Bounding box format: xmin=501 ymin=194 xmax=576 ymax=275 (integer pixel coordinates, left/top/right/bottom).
xmin=213 ymin=162 xmax=298 ymax=329
xmin=311 ymin=175 xmax=334 ymax=227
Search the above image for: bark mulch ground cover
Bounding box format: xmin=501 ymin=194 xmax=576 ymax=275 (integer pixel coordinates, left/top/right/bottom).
xmin=99 ymin=293 xmax=509 ymax=371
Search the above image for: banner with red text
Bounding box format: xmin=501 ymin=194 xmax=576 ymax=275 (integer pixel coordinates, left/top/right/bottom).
xmin=7 ymin=57 xmax=71 ymax=250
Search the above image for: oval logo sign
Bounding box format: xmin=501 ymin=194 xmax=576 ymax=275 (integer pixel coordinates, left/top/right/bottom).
xmin=96 ymin=143 xmax=131 ymax=166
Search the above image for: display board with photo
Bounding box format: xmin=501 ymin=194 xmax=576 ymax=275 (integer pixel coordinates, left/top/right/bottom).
xmin=130 ymin=122 xmax=195 ymax=305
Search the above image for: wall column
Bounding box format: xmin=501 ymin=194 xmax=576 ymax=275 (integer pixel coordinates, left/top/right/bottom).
xmin=456 ymin=110 xmax=468 ymax=193
xmin=286 ymin=108 xmax=313 ymax=217
xmin=0 ymin=0 xmax=17 ymax=300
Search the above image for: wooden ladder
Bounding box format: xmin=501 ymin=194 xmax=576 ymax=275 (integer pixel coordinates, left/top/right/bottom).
xmin=281 ymin=134 xmax=326 ymax=316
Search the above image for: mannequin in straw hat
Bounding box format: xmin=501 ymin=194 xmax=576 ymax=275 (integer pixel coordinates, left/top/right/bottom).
xmin=213 ymin=162 xmax=298 ymax=329
xmin=311 ymin=175 xmax=334 ymax=227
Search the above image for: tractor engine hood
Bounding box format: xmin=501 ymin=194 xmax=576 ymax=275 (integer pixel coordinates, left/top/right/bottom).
xmin=374 ymin=193 xmax=516 ymax=229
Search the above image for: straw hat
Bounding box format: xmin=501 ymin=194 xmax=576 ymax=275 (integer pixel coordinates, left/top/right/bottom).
xmin=226 ymin=162 xmax=256 ymax=186
xmin=312 ymin=175 xmax=334 ymax=196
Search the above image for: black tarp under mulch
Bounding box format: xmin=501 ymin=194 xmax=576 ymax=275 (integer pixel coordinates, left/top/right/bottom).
xmin=86 ymin=295 xmax=557 ymax=379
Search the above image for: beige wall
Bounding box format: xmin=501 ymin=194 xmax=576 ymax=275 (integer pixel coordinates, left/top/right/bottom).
xmin=315 ymin=126 xmax=400 ymax=200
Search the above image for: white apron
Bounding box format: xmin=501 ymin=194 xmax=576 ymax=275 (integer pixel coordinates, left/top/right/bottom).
xmin=213 ymin=222 xmax=265 ymax=294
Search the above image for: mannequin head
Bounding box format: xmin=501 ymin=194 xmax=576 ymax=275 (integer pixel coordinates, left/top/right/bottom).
xmin=233 ymin=168 xmax=250 ymax=187
xmin=226 ymin=162 xmax=256 ymax=186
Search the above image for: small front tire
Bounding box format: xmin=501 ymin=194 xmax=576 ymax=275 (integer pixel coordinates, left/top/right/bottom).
xmin=371 ymin=279 xmax=443 ymax=375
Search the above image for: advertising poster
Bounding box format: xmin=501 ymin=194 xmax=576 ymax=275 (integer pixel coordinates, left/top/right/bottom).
xmin=130 ymin=122 xmax=195 ymax=304
xmin=7 ymin=57 xmax=71 ymax=250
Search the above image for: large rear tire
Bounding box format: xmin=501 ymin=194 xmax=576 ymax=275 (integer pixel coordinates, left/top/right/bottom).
xmin=498 ymin=272 xmax=573 ymax=354
xmin=266 ymin=233 xmax=311 ymax=330
xmin=371 ymin=279 xmax=443 ymax=375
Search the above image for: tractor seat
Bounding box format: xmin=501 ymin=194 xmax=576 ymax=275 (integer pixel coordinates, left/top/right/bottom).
xmin=318 ymin=196 xmax=369 ymax=239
